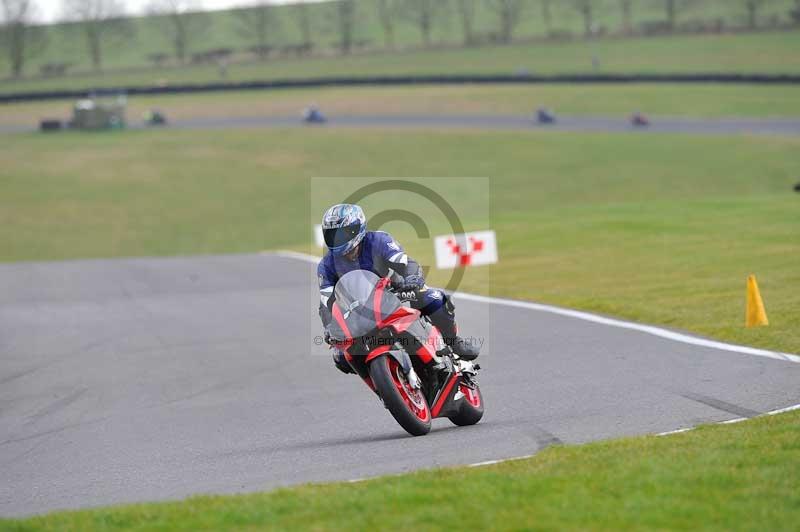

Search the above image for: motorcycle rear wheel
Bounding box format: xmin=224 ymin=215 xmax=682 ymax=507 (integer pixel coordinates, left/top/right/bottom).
xmin=448 ymin=382 xmax=484 ymax=426
xmin=369 ymin=355 xmax=431 ymax=436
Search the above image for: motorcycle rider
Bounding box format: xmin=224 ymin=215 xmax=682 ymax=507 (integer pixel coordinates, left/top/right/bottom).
xmin=317 ymin=203 xmax=480 ymax=374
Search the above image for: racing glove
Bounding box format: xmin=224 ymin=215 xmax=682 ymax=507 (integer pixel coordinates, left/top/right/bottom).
xmin=398 ymin=274 xmax=425 ymax=291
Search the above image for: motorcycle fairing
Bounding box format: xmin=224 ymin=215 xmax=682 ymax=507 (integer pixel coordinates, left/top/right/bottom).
xmin=329 ymin=304 xmax=354 ymax=348
xmin=371 ymin=277 xmax=420 ymax=334
xmin=331 ymin=272 xmax=442 ymax=368
xmin=394 ymin=316 xmax=444 ymax=366
xmin=331 ymin=271 xmax=413 ymax=340
xmin=430 ymin=370 xmax=460 ymax=418
xmin=365 ymin=344 xmax=414 ymax=377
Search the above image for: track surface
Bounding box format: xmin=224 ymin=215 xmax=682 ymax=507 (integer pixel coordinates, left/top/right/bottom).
xmin=3 ymin=114 xmax=800 ymax=135
xmin=1 ymin=253 xmax=799 ymax=517
xmin=174 ymin=114 xmax=800 ymax=136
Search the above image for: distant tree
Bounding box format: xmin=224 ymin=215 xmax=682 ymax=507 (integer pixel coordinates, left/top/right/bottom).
xmin=540 ymin=0 xmax=553 ymax=35
xmin=658 ymin=0 xmax=692 ymax=32
xmin=401 ymin=0 xmax=442 ymax=48
xmin=334 ymin=0 xmax=356 ymax=54
xmin=375 ymin=0 xmax=399 ymax=49
xmin=148 ymin=0 xmax=210 ymax=64
xmin=619 ymin=0 xmax=633 ymax=34
xmin=454 ymin=0 xmax=477 ymax=45
xmin=147 ymin=51 xmax=168 ymax=67
xmin=571 ymin=0 xmax=595 ymax=37
xmin=743 ymin=0 xmax=769 ymax=29
xmin=291 ymin=0 xmax=312 ymax=49
xmin=234 ymin=0 xmax=277 ymax=60
xmin=63 ymin=0 xmax=132 ymax=71
xmin=664 ymin=0 xmax=676 ymax=30
xmin=0 ymin=0 xmax=46 ymax=78
xmin=485 ymin=0 xmax=526 ymax=44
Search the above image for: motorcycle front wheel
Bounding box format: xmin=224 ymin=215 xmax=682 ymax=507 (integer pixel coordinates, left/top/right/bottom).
xmin=369 ymin=355 xmax=431 ymax=436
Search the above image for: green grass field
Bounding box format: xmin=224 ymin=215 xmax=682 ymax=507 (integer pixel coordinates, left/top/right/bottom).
xmin=3 ymin=31 xmax=800 ymax=96
xmin=3 ymin=83 xmax=800 ymax=129
xmin=3 ymin=409 xmax=798 ymax=530
xmin=1 ymin=127 xmax=798 ymax=353
xmin=3 ymin=0 xmax=799 ymax=76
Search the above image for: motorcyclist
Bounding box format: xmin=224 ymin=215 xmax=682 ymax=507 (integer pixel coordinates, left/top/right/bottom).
xmin=317 ymin=203 xmax=480 ymax=374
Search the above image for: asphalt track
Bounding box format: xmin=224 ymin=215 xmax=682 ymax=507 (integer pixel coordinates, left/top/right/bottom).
xmin=2 ymin=114 xmax=800 ymax=136
xmin=1 ymin=252 xmax=799 ymax=517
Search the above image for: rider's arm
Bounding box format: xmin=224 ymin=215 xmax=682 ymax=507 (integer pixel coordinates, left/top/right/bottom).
xmin=399 ymin=257 xmax=423 ymax=279
xmin=375 ymin=232 xmax=425 ymax=286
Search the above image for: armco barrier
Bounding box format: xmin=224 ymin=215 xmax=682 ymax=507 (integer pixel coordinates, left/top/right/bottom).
xmin=2 ymin=73 xmax=800 ymax=104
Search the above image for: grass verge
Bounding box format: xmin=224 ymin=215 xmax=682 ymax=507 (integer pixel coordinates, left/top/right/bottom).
xmin=3 ymin=409 xmax=798 ymax=530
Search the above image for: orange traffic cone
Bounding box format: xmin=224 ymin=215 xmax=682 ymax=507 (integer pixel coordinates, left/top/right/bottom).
xmin=745 ymin=274 xmax=769 ymax=327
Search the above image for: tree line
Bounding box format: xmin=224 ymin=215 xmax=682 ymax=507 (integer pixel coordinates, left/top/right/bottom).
xmin=1 ymin=0 xmax=798 ymax=79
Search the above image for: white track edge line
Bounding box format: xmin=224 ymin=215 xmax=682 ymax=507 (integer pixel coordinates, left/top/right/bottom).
xmin=766 ymin=403 xmax=800 ymax=416
xmin=269 ymin=250 xmax=800 ymax=364
xmin=468 ymin=454 xmax=535 ymax=468
xmin=412 ymin=403 xmax=800 ymax=475
xmin=655 ymin=402 xmax=800 ymax=437
xmin=342 ymin=402 xmax=800 ymax=480
xmin=718 ymin=417 xmax=748 ymax=425
xmin=655 ymin=427 xmax=693 ymax=436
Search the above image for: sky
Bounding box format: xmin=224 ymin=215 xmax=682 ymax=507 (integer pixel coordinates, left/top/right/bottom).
xmin=36 ymin=0 xmax=317 ymax=23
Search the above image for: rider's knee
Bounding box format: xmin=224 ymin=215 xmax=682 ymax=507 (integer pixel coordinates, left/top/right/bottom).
xmin=420 ymin=289 xmax=446 ymax=314
xmin=421 ymin=289 xmax=457 ymax=321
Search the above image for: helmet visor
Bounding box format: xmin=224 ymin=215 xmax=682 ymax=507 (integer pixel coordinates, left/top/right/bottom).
xmin=323 ymin=223 xmax=361 ymax=249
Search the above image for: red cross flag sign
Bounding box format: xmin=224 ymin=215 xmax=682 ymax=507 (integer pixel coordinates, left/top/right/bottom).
xmin=434 ymin=230 xmax=498 ymax=269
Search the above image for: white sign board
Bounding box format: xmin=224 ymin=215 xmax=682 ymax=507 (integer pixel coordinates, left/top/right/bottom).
xmin=313 ymin=224 xmax=325 ymax=248
xmin=434 ymin=230 xmax=498 ymax=269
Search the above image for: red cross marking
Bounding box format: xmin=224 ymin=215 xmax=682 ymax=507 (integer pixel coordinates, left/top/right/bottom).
xmin=445 ymin=236 xmax=485 ymax=266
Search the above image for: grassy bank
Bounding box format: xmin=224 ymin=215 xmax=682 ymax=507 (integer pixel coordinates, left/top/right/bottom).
xmin=2 ymin=31 xmax=800 ymax=95
xmin=3 ymin=0 xmax=799 ymax=75
xmin=3 ymin=409 xmax=798 ymax=530
xmin=3 ymin=83 xmax=800 ymax=130
xmin=1 ymin=128 xmax=798 ymax=353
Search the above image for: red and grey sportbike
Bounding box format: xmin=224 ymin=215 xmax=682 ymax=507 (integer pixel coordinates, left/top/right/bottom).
xmin=328 ymin=270 xmax=483 ymax=436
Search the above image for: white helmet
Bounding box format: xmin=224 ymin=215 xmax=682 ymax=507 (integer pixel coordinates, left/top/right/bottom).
xmin=321 ymin=204 xmax=367 ymax=256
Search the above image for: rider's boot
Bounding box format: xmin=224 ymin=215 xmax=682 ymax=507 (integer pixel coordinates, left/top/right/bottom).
xmin=451 ymin=336 xmax=480 ymax=361
xmin=428 ymin=305 xmax=480 ymax=361
xmin=420 ymin=289 xmax=481 ymax=361
xmin=332 ymin=349 xmax=355 ymax=374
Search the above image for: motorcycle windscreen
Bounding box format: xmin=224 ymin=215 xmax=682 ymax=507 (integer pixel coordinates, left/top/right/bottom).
xmin=334 ymin=270 xmax=382 ymax=338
